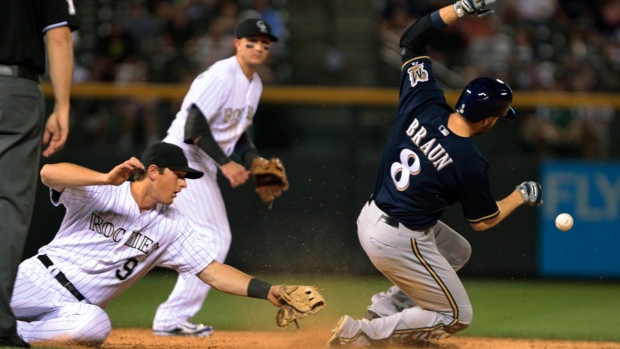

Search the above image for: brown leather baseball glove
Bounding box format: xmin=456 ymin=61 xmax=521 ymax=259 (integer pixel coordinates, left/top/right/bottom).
xmin=251 ymin=157 xmax=289 ymax=208
xmin=276 ymin=285 xmax=326 ymax=329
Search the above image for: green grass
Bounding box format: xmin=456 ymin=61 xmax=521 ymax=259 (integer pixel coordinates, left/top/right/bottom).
xmin=464 ymin=279 xmax=620 ymax=341
xmin=104 ymin=271 xmax=620 ymax=342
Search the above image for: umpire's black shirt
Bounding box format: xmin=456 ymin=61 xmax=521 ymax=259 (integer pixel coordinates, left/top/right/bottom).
xmin=0 ymin=0 xmax=79 ymax=75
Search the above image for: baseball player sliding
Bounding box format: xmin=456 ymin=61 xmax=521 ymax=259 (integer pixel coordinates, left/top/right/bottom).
xmin=9 ymin=143 xmax=292 ymax=347
xmin=328 ymin=0 xmax=543 ymax=346
xmin=152 ymin=18 xmax=288 ymax=336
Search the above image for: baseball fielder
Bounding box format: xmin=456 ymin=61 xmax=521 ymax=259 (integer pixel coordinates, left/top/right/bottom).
xmin=152 ymin=18 xmax=285 ymax=336
xmin=10 ymin=143 xmax=285 ymax=347
xmin=328 ymin=1 xmax=544 ymax=346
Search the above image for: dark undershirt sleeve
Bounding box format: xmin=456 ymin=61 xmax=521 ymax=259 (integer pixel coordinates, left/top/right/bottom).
xmin=233 ymin=132 xmax=260 ymax=168
xmin=184 ymin=105 xmax=231 ymax=166
xmin=400 ymin=10 xmax=447 ymax=61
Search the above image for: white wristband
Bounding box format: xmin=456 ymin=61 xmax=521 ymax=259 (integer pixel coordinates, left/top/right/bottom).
xmin=454 ymin=2 xmax=465 ymax=17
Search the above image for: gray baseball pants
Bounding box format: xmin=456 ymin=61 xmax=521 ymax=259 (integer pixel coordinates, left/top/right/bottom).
xmin=355 ymin=200 xmax=473 ymax=342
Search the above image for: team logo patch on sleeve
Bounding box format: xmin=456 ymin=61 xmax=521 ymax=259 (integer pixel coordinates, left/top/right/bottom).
xmin=407 ymin=62 xmax=429 ymax=87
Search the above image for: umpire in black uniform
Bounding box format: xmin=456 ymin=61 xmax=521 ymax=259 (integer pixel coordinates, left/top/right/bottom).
xmin=0 ymin=1 xmax=78 ymax=347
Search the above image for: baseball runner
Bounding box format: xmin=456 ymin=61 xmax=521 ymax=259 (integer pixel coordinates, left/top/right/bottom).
xmin=152 ymin=18 xmax=288 ymax=336
xmin=9 ymin=143 xmax=291 ymax=347
xmin=328 ymin=1 xmax=544 ymax=346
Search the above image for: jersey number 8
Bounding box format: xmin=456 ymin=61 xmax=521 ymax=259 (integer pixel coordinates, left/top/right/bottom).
xmin=390 ymin=149 xmax=421 ymax=191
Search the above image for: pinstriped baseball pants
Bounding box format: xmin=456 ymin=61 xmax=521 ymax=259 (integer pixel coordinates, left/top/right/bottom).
xmin=153 ymin=145 xmax=232 ymax=331
xmin=11 ymin=257 xmax=111 ymax=346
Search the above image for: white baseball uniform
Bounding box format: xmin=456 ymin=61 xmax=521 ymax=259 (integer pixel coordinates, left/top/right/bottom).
xmin=11 ymin=182 xmax=217 ymax=346
xmin=154 ymin=55 xmax=262 ymax=331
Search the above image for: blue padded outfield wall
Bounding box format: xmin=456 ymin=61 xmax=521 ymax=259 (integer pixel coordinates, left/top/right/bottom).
xmin=539 ymin=161 xmax=620 ymax=279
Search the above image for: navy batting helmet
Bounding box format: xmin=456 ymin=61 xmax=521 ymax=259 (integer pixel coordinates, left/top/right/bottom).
xmin=455 ymin=77 xmax=516 ymax=122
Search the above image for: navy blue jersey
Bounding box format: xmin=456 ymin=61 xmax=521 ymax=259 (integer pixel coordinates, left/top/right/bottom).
xmin=372 ymin=13 xmax=499 ymax=230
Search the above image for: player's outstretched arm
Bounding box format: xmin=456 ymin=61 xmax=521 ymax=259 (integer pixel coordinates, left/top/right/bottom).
xmin=399 ymin=1 xmax=494 ymax=62
xmin=40 ymin=157 xmax=145 ymax=193
xmin=197 ymin=261 xmax=327 ymax=328
xmin=470 ymin=182 xmax=543 ymax=231
xmin=197 ymin=261 xmax=281 ymax=306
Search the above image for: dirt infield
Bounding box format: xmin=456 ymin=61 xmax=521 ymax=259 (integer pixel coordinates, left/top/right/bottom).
xmin=35 ymin=328 xmax=618 ymax=349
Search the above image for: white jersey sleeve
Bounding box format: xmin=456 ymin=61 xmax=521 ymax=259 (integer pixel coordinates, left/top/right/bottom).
xmin=158 ymin=218 xmax=215 ymax=276
xmin=50 ymin=183 xmax=106 ymax=207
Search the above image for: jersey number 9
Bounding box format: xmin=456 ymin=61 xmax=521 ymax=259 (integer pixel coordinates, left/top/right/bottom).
xmin=116 ymin=258 xmax=139 ymax=281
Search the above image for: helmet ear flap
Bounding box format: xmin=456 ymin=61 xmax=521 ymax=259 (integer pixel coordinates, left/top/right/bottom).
xmin=505 ymin=107 xmax=517 ymax=120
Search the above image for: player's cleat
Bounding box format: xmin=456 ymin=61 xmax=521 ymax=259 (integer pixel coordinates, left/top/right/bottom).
xmin=327 ymin=316 xmax=347 ymax=346
xmin=153 ymin=321 xmax=214 ymax=337
xmin=327 ymin=315 xmax=373 ymax=347
xmin=328 ymin=315 xmax=440 ymax=348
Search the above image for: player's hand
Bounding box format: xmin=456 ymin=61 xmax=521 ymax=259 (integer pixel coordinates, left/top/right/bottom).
xmin=221 ymin=161 xmax=250 ymax=188
xmin=516 ymin=181 xmax=543 ymax=207
xmin=267 ymin=285 xmax=282 ymax=307
xmin=455 ymin=0 xmax=495 ymax=17
xmin=42 ymin=111 xmax=70 ymax=158
xmin=106 ymin=157 xmax=144 ymax=185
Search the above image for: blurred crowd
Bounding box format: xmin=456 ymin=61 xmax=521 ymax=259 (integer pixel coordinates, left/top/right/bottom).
xmin=379 ymin=0 xmax=619 ymax=159
xmin=58 ymin=0 xmax=618 ymax=159
xmin=378 ymin=0 xmax=619 ymax=91
xmin=75 ymin=0 xmax=290 ymax=84
xmin=69 ymin=0 xmax=289 ymax=151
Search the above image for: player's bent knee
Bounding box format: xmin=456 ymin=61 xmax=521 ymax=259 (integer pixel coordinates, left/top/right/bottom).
xmin=455 ymin=305 xmax=473 ymax=329
xmin=452 ymin=237 xmax=472 ymax=271
xmin=64 ymin=304 xmax=112 ymax=347
xmin=459 ymin=239 xmax=472 ymax=264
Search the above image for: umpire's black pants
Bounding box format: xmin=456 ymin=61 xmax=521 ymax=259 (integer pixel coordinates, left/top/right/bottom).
xmin=0 ymin=75 xmax=45 ymax=338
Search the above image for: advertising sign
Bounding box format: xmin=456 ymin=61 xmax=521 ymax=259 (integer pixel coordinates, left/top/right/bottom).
xmin=539 ymin=161 xmax=620 ymax=278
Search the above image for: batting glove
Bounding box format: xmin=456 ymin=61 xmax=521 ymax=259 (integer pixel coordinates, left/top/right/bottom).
xmin=454 ymin=0 xmax=496 ymax=17
xmin=516 ymin=181 xmax=543 ymax=207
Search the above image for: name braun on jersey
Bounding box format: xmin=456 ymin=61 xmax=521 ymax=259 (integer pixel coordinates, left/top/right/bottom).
xmin=406 ymin=118 xmax=453 ymax=171
xmin=90 ymin=213 xmax=160 ymax=254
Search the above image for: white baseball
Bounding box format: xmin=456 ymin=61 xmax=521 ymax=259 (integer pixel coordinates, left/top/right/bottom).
xmin=555 ymin=213 xmax=573 ymax=231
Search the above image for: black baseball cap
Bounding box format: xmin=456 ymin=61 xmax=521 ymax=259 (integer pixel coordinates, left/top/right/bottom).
xmin=140 ymin=142 xmax=203 ymax=179
xmin=236 ymin=18 xmax=279 ymax=42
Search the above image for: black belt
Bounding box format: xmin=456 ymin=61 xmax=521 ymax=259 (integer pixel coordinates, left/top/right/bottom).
xmin=0 ymin=64 xmax=40 ymax=83
xmin=37 ymin=255 xmax=86 ymax=301
xmin=379 ymin=215 xmax=399 ymax=228
xmin=367 ymin=196 xmax=400 ymax=228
